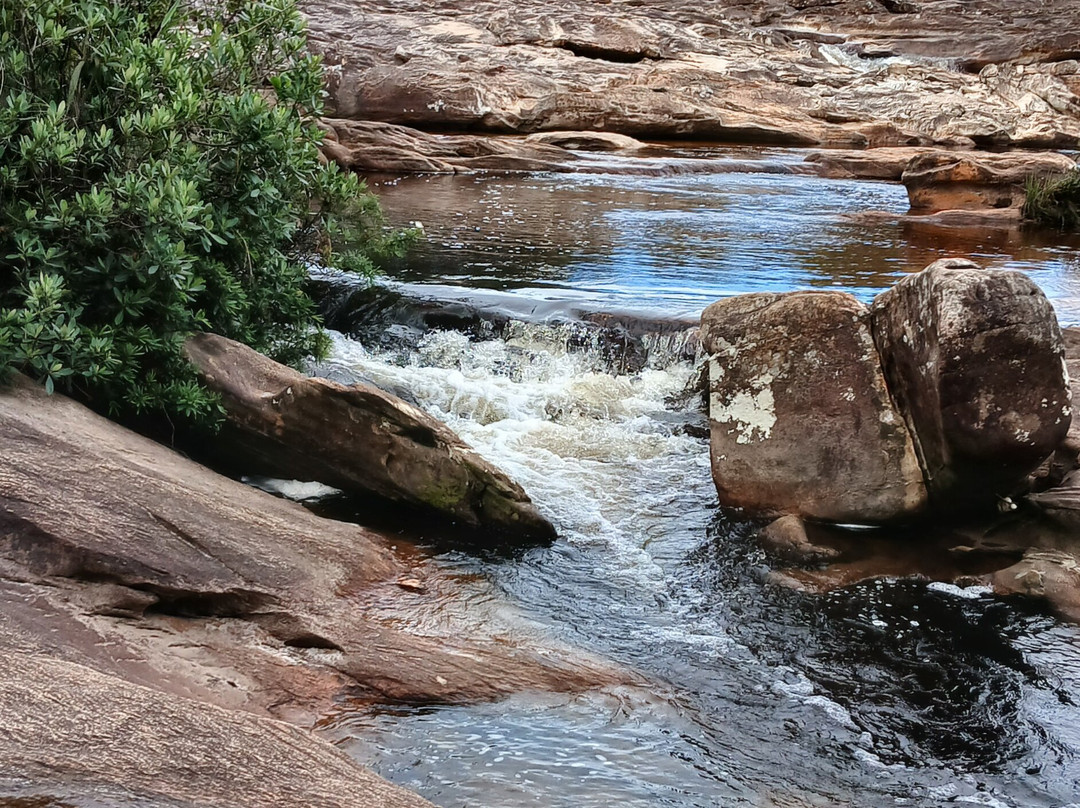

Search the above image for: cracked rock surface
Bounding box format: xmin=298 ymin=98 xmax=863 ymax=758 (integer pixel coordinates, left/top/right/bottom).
xmin=302 ymin=0 xmax=1080 ymax=147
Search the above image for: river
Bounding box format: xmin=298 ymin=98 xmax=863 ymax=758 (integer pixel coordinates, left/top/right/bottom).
xmin=311 ymin=149 xmax=1080 ymax=808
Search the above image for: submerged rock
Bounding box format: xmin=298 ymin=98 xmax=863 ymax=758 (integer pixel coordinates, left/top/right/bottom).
xmin=989 ymin=549 xmax=1080 ymax=622
xmin=184 ymin=332 xmax=555 ymax=541
xmin=871 ymin=258 xmax=1072 ymax=510
xmin=701 ymin=291 xmax=927 ymax=524
xmin=758 ymin=515 xmax=842 ymax=564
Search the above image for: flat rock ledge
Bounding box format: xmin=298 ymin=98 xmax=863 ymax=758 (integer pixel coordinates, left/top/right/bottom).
xmin=185 ymin=332 xmax=555 ymax=541
xmin=0 ymin=374 xmax=628 ymax=805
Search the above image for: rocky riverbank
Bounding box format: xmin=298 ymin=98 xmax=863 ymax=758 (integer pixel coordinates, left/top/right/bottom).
xmin=302 ymin=0 xmax=1080 ymax=148
xmin=0 ymin=372 xmax=631 ymax=805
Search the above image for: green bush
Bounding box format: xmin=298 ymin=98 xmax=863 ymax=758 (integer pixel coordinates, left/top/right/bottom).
xmin=0 ymin=0 xmax=410 ymax=422
xmin=1023 ymin=170 xmax=1080 ymax=231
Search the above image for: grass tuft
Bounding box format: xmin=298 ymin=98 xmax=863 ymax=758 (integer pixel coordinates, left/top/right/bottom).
xmin=1023 ymin=169 xmax=1080 ymax=230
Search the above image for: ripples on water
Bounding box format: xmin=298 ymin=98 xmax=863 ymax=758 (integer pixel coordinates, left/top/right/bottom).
xmin=371 ymin=157 xmax=1080 ymax=323
xmin=317 ymin=156 xmax=1080 ymax=807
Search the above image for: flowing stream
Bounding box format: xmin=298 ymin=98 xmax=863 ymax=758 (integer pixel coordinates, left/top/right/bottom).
xmin=313 ymin=150 xmax=1080 ymax=807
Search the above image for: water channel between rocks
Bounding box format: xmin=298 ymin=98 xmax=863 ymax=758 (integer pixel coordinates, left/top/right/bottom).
xmin=311 ymin=149 xmax=1080 ymax=808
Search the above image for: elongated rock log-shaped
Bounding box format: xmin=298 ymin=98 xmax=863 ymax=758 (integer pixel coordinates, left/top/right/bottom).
xmin=185 ymin=333 xmax=555 ymax=541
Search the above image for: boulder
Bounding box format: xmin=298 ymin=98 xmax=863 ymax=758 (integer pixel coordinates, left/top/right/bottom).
xmin=902 ymin=151 xmax=1077 ymax=214
xmin=184 ymin=332 xmax=555 ymax=541
xmin=0 ymin=651 xmax=434 ymax=808
xmin=871 ymin=258 xmax=1072 ymax=510
xmin=701 ymin=291 xmax=926 ymax=524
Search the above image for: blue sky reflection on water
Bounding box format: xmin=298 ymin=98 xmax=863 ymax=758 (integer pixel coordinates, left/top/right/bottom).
xmin=373 ymin=160 xmax=1080 ymax=322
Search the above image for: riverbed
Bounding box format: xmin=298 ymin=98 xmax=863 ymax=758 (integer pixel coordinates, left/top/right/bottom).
xmin=315 ymin=151 xmax=1080 ymax=808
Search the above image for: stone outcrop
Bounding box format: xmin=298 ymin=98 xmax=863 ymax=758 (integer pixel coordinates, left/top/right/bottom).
xmin=700 ymin=291 xmax=927 ymax=524
xmin=0 ymin=373 xmax=624 ymax=718
xmin=184 ymin=332 xmax=555 ymax=541
xmin=323 ymin=118 xmax=579 ymax=174
xmin=300 ymin=0 xmax=1080 ymax=148
xmin=0 ymin=651 xmax=435 ymax=808
xmin=804 ymin=147 xmax=940 ymax=181
xmin=901 ymin=151 xmax=1077 ymax=214
xmin=871 ymin=258 xmax=1072 ymax=510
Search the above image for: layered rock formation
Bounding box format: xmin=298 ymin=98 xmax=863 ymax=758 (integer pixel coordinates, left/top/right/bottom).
xmin=704 ymin=260 xmax=1071 ymax=524
xmin=0 ymin=374 xmax=627 ymax=802
xmin=184 ymin=333 xmax=555 ymax=541
xmin=301 ymin=0 xmax=1080 ymax=148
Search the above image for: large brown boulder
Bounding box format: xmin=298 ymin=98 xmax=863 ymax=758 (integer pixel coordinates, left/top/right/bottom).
xmin=701 ymin=291 xmax=927 ymax=524
xmin=184 ymin=332 xmax=555 ymax=541
xmin=871 ymin=258 xmax=1072 ymax=509
xmin=902 ymin=151 xmax=1077 ymax=214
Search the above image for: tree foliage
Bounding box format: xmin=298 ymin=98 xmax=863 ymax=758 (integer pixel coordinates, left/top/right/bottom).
xmin=0 ymin=0 xmax=410 ymax=422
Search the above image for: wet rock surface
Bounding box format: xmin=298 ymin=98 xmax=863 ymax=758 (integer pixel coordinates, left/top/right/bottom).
xmin=301 ymin=0 xmax=1080 ymax=147
xmin=701 ymin=291 xmax=926 ymax=524
xmin=0 ymin=374 xmax=628 ymax=804
xmin=901 ymin=151 xmax=1077 ymax=214
xmin=871 ymin=258 xmax=1072 ymax=510
xmin=184 ymin=332 xmax=555 ymax=541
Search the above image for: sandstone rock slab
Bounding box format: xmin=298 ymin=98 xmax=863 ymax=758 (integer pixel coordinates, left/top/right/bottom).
xmin=0 ymin=650 xmax=434 ymax=808
xmin=0 ymin=374 xmax=623 ymax=719
xmin=902 ymin=151 xmax=1077 ymax=213
xmin=871 ymin=258 xmax=1072 ymax=510
xmin=701 ymin=291 xmax=926 ymax=524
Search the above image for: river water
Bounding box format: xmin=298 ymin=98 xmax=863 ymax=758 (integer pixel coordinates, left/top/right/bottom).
xmin=314 ymin=150 xmax=1080 ymax=808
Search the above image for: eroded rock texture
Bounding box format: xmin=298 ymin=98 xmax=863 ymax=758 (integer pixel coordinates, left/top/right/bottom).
xmin=902 ymin=151 xmax=1077 ymax=214
xmin=871 ymin=259 xmax=1072 ymax=510
xmin=301 ymin=0 xmax=1080 ymax=148
xmin=701 ymin=291 xmax=927 ymax=524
